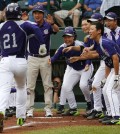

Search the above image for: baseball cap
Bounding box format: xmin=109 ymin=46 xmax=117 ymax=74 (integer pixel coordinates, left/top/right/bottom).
xmin=104 ymin=12 xmax=118 ymax=20
xmin=62 ymin=26 xmax=75 ymax=37
xmin=87 ymin=13 xmax=103 ymax=22
xmin=32 ymin=5 xmax=44 ymax=14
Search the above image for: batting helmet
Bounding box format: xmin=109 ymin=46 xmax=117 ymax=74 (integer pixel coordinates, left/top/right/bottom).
xmin=5 ymin=3 xmax=22 ymax=20
xmin=62 ymin=26 xmax=77 ymax=39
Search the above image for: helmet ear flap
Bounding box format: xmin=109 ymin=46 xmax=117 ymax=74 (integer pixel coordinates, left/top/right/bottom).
xmin=5 ymin=3 xmax=22 ymax=20
xmin=73 ymin=27 xmax=77 ymax=40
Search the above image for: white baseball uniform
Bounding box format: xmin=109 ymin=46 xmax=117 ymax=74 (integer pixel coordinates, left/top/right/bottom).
xmin=51 ymin=40 xmax=94 ymax=109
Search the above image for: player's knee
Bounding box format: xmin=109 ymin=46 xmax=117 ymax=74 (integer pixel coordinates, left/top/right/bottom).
xmin=92 ymin=82 xmax=100 ymax=89
xmin=62 ymin=84 xmax=72 ymax=92
xmin=80 ymin=82 xmax=88 ymax=91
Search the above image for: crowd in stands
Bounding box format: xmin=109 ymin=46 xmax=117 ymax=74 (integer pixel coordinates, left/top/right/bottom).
xmin=1 ymin=0 xmax=120 ymax=27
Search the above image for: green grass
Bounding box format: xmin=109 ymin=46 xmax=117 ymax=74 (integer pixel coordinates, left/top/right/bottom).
xmin=25 ymin=126 xmax=120 ymax=134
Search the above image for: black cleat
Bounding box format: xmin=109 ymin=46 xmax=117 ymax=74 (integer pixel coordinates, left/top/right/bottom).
xmin=62 ymin=108 xmax=80 ymax=116
xmin=56 ymin=105 xmax=64 ymax=114
xmin=99 ymin=115 xmax=112 ymax=123
xmin=87 ymin=110 xmax=103 ymax=120
xmin=5 ymin=109 xmax=13 ymax=118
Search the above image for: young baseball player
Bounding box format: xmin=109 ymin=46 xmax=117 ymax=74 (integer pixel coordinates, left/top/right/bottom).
xmin=83 ymin=13 xmax=112 ymax=120
xmin=98 ymin=12 xmax=120 ymax=123
xmin=81 ymin=17 xmax=95 ymax=115
xmin=0 ymin=3 xmax=45 ymax=132
xmin=49 ymin=26 xmax=94 ymax=116
xmin=70 ymin=22 xmax=120 ymax=125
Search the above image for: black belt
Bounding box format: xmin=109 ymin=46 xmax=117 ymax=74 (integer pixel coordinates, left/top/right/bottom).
xmin=2 ymin=55 xmax=25 ymax=58
xmin=29 ymin=53 xmax=49 ymax=58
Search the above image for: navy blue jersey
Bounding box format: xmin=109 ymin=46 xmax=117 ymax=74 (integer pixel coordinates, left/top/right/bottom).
xmin=28 ymin=20 xmax=56 ymax=55
xmin=84 ymin=35 xmax=94 ymax=47
xmin=84 ymin=35 xmax=94 ymax=65
xmin=0 ymin=20 xmax=44 ymax=57
xmin=94 ymin=36 xmax=120 ymax=68
xmin=51 ymin=42 xmax=86 ymax=71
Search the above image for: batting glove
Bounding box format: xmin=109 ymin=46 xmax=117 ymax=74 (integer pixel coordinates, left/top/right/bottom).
xmin=101 ymin=78 xmax=106 ymax=88
xmin=113 ymin=75 xmax=119 ymax=89
xmin=39 ymin=44 xmax=47 ymax=56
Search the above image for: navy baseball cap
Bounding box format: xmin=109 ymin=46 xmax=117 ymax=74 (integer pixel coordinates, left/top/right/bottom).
xmin=32 ymin=5 xmax=44 ymax=13
xmin=104 ymin=12 xmax=118 ymax=20
xmin=87 ymin=13 xmax=103 ymax=22
xmin=62 ymin=26 xmax=75 ymax=37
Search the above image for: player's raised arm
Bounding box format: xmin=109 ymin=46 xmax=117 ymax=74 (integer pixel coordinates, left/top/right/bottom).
xmin=69 ymin=50 xmax=99 ymax=63
xmin=62 ymin=45 xmax=81 ymax=53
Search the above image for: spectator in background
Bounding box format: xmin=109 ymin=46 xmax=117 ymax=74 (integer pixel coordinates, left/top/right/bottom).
xmin=100 ymin=0 xmax=120 ymax=16
xmin=52 ymin=77 xmax=61 ymax=108
xmin=28 ymin=0 xmax=54 ymax=22
xmin=54 ymin=0 xmax=84 ymax=28
xmin=0 ymin=0 xmax=11 ymax=22
xmin=83 ymin=0 xmax=102 ymax=18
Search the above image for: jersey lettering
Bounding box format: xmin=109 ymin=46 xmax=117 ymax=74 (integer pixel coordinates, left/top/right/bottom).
xmin=3 ymin=33 xmax=17 ymax=49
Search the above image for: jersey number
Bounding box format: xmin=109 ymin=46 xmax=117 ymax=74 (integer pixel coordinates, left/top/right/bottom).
xmin=3 ymin=33 xmax=17 ymax=49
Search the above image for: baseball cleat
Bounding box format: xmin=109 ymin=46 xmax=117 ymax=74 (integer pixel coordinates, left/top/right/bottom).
xmin=9 ymin=107 xmax=16 ymax=115
xmin=5 ymin=109 xmax=13 ymax=118
xmin=56 ymin=105 xmax=64 ymax=114
xmin=44 ymin=108 xmax=53 ymax=117
xmin=62 ymin=108 xmax=80 ymax=116
xmin=26 ymin=113 xmax=33 ymax=117
xmin=17 ymin=118 xmax=25 ymax=126
xmin=26 ymin=109 xmax=33 ymax=117
xmin=87 ymin=110 xmax=103 ymax=120
xmin=86 ymin=102 xmax=92 ymax=114
xmin=102 ymin=118 xmax=120 ymax=125
xmin=99 ymin=115 xmax=112 ymax=123
xmin=0 ymin=112 xmax=4 ymax=133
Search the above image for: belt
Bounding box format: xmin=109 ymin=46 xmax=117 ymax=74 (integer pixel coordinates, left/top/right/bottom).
xmin=2 ymin=55 xmax=25 ymax=58
xmin=29 ymin=53 xmax=49 ymax=58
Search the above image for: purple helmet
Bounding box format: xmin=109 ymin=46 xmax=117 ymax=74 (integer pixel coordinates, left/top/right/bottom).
xmin=6 ymin=3 xmax=22 ymax=19
xmin=62 ymin=26 xmax=77 ymax=39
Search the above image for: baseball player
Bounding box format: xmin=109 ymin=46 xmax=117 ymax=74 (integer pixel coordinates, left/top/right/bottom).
xmin=98 ymin=12 xmax=120 ymax=123
xmin=0 ymin=3 xmax=45 ymax=132
xmin=70 ymin=22 xmax=120 ymax=125
xmin=83 ymin=13 xmax=112 ymax=120
xmin=49 ymin=26 xmax=94 ymax=116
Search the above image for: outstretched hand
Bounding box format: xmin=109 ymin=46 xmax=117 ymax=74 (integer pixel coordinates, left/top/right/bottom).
xmin=113 ymin=75 xmax=119 ymax=89
xmin=82 ymin=47 xmax=90 ymax=54
xmin=69 ymin=56 xmax=80 ymax=63
xmin=62 ymin=46 xmax=73 ymax=53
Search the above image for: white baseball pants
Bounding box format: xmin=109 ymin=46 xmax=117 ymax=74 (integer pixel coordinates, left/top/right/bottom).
xmin=0 ymin=56 xmax=27 ymax=119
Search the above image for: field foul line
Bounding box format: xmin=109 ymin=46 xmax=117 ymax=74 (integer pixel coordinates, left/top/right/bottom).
xmin=33 ymin=117 xmax=63 ymax=119
xmin=4 ymin=120 xmax=77 ymax=130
